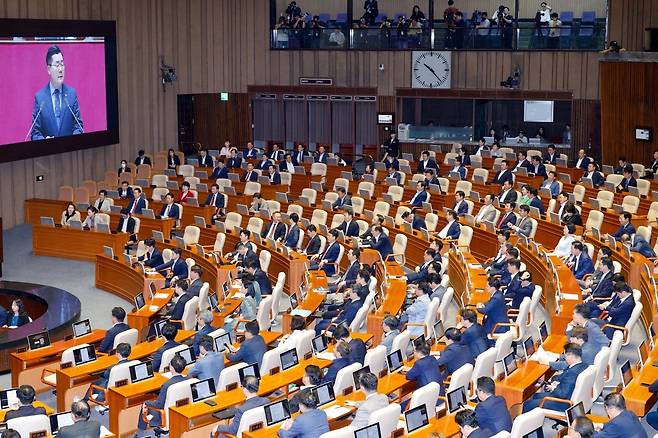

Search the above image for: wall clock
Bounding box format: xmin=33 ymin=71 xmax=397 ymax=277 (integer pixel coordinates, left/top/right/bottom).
xmin=411 ymin=51 xmax=452 ymax=89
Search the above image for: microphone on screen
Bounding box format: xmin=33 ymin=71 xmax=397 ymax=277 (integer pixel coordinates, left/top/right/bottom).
xmin=25 ymin=102 xmax=44 ymax=141
xmin=63 ymin=95 xmax=84 ymax=133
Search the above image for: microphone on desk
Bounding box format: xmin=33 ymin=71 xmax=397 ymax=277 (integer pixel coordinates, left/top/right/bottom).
xmin=63 ymin=96 xmax=84 ymax=133
xmin=25 ymin=102 xmax=44 ymax=141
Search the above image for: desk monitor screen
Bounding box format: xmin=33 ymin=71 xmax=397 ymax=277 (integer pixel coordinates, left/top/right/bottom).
xmin=404 ymin=404 xmax=429 ymax=433
xmin=264 ymin=400 xmax=290 ymax=426
xmin=177 ymin=346 xmax=196 ymax=366
xmin=523 ymin=337 xmax=535 ymax=359
xmin=352 ymin=365 xmax=371 ymax=390
xmin=312 ymin=334 xmax=328 ymax=354
xmin=503 ymin=352 xmax=517 ymax=377
xmin=49 ymin=411 xmax=74 ymax=434
xmin=539 ymin=321 xmax=548 ymax=343
xmin=73 ymin=345 xmax=97 ymax=366
xmin=214 ymin=332 xmax=232 ymax=353
xmin=208 ymin=294 xmax=219 ymax=311
xmin=222 ymin=281 xmax=230 ymax=296
xmin=0 ymin=389 xmax=19 ymax=409
xmin=413 ymin=334 xmax=425 ymax=347
xmin=129 ymin=361 xmax=154 ymax=383
xmin=354 ymin=423 xmax=382 ymax=438
xmin=387 ymin=350 xmax=404 ymax=373
xmin=134 ymin=293 xmax=145 ymax=310
xmin=639 ymin=340 xmax=649 ymax=365
xmin=154 ymin=319 xmax=168 ymax=338
xmin=433 ymin=320 xmax=445 ymax=341
xmin=102 ymin=245 xmax=114 ymax=259
xmin=191 ymin=378 xmax=216 ymax=403
xmin=72 ymin=319 xmax=92 ymax=338
xmin=279 ymin=348 xmax=299 ymax=371
xmin=522 ymin=427 xmax=545 ymax=438
xmin=565 ymin=401 xmax=585 ymax=427
xmin=238 ymin=363 xmax=260 ymax=382
xmin=313 ymin=382 xmax=335 ymax=407
xmin=27 ymin=331 xmax=51 ymax=350
xmin=446 ymin=386 xmax=466 ymax=414
xmin=621 ymin=360 xmax=633 ymax=387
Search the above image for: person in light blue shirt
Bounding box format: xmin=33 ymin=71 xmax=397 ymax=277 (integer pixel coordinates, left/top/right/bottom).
xmin=278 ymin=389 xmax=329 ymax=438
xmin=400 ymin=283 xmax=431 ymax=336
xmin=188 ymin=336 xmax=223 ymax=387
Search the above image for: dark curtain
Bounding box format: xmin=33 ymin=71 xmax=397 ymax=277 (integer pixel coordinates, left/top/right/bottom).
xmin=253 ymin=99 xmax=284 ymax=142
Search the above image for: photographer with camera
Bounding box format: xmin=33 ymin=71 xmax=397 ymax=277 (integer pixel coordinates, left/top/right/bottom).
xmin=362 ymin=0 xmax=379 ymax=26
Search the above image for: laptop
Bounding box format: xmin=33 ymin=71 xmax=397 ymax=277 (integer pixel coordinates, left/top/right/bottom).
xmin=102 ymin=245 xmax=114 ymax=259
xmin=27 ymin=331 xmax=51 ymax=350
xmin=134 ymin=293 xmax=146 ymax=310
xmin=638 ymin=340 xmax=649 ymax=367
xmin=354 ymin=423 xmax=382 ymax=438
xmin=313 ymin=382 xmax=336 ymax=407
xmin=588 ymin=198 xmax=601 ymax=210
xmin=154 ymin=319 xmax=168 ymax=338
xmin=264 ymin=400 xmax=291 ymax=426
xmin=176 ymin=346 xmax=196 ymax=366
xmin=110 ymin=205 xmax=123 ymax=214
xmin=386 ymin=350 xmax=404 ymax=373
xmin=174 ymin=236 xmax=186 ymax=249
xmin=142 ymin=209 xmax=156 ymax=219
xmin=404 ymin=404 xmax=429 ymax=433
xmin=433 ymin=320 xmax=445 ymax=342
xmin=446 ymin=386 xmax=467 ymax=413
xmin=69 ymin=220 xmax=83 ymax=230
xmin=129 ymin=361 xmax=154 ymax=383
xmin=566 ymin=401 xmax=586 ymax=427
xmin=208 ymin=294 xmax=220 ymax=312
xmin=523 ymin=426 xmax=545 ymax=438
xmin=191 ymin=378 xmax=216 ymax=403
xmin=620 ymin=360 xmax=633 ymax=388
xmin=0 ymin=389 xmax=19 ymax=409
xmin=539 ymin=321 xmax=548 ymax=344
xmin=312 ymin=334 xmax=328 ymax=354
xmin=72 ymin=345 xmax=97 ymax=366
xmin=279 ymin=348 xmax=299 ymax=371
xmin=559 ymin=173 xmax=571 ymax=183
xmin=503 ymin=352 xmax=518 ymax=377
xmin=238 ymin=363 xmax=260 ymax=382
xmin=523 ymin=337 xmax=536 ymax=360
xmin=214 ymin=332 xmax=232 ymax=353
xmin=352 ymin=365 xmax=371 ymax=390
xmin=72 ymin=319 xmax=92 ymax=338
xmin=49 ymin=411 xmax=75 ymax=435
xmin=40 ymin=216 xmax=55 ymax=227
xmin=152 ymin=230 xmax=165 ymax=242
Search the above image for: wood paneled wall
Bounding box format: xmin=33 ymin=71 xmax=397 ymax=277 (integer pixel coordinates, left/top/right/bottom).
xmin=0 ymin=0 xmax=647 ymax=228
xmin=191 ymin=93 xmax=251 ymax=150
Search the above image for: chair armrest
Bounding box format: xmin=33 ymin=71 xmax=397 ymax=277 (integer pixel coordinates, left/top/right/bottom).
xmin=601 ymin=323 xmax=629 ymax=342
xmin=539 ymin=396 xmax=573 ymax=409
xmin=490 ymin=322 xmax=517 ymax=337
xmin=86 ymin=384 xmax=108 ymax=406
xmin=143 ymin=406 xmax=166 ymax=424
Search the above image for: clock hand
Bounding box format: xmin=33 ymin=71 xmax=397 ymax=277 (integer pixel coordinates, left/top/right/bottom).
xmin=423 ymin=63 xmax=443 ymax=81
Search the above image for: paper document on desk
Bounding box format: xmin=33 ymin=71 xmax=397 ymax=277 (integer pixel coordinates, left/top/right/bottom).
xmin=148 ymin=305 xmax=160 ymax=312
xmin=101 ymin=426 xmax=113 ymax=437
xmin=560 ymin=293 xmax=580 ymax=300
xmin=468 ymin=263 xmax=482 ymax=269
xmin=324 ymin=405 xmax=352 ymax=419
xmin=154 ymin=293 xmax=169 ymax=300
xmin=316 ymin=352 xmax=335 ymax=361
xmin=233 ymin=292 xmax=245 ymax=299
xmin=290 ymin=309 xmax=312 ymax=317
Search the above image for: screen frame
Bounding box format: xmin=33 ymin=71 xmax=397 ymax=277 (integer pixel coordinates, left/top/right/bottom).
xmin=279 ymin=348 xmax=299 ymax=371
xmin=635 ymin=127 xmax=652 ymax=142
xmin=264 ymin=399 xmax=291 ymax=426
xmin=312 ymin=382 xmax=335 ymax=407
xmin=129 ymin=361 xmax=154 ymax=384
xmin=191 ymin=377 xmax=216 ymax=403
xmin=377 ymin=112 xmax=394 ymax=125
xmin=404 ymin=403 xmax=429 ymax=433
xmin=446 ymin=386 xmax=466 ymax=413
xmin=72 ymin=319 xmax=92 ymax=338
xmin=27 ymin=330 xmax=51 ymax=350
xmin=0 ymin=18 xmax=119 ymax=163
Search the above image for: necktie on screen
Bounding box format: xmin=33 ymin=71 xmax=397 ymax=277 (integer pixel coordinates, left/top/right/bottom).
xmin=54 ymin=89 xmax=61 ymax=130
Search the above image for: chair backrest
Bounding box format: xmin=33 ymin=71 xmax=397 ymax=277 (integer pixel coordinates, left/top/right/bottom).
xmin=622 ymin=195 xmax=640 ymax=214
xmin=184 ymin=176 xmax=200 ymax=188
xmin=387 ymin=185 xmax=404 ymax=202
xmin=363 ymin=345 xmax=387 ymax=377
xmin=244 ymin=182 xmax=261 ymax=196
xmin=373 ymin=201 xmax=390 ymax=217
xmin=458 ymin=225 xmax=473 ymax=247
xmin=367 ymin=403 xmax=401 ymax=438
xmin=256 ymin=296 xmax=274 ymax=331
xmin=391 ymin=330 xmax=413 ymax=358
xmin=351 ymin=196 xmax=365 ymax=214
xmin=333 ymin=178 xmax=349 ymax=192
xmin=409 ymin=381 xmax=441 ymax=417
xmin=394 ymin=205 xmax=411 ymax=226
xmin=311 ymin=163 xmax=327 ymax=176
xmin=605 ymin=174 xmax=624 ymax=186
xmin=323 ymin=192 xmax=339 ymax=204
xmin=6 ymin=414 xmax=51 ymax=437
xmin=113 ymin=328 xmax=139 ymax=349
xmin=572 ymin=185 xmax=586 ymax=203
xmin=162 ymin=248 xmax=173 ymax=263
xmin=247 ymin=217 xmax=264 ymax=235
xmin=319 ymin=427 xmax=357 ymax=438
xmin=392 ymin=233 xmax=407 ymax=257
xmin=447 ymin=363 xmax=473 ymax=393
xmin=311 ymin=209 xmax=328 ymax=227
xmin=96 ymin=213 xmax=110 ymax=227
xmin=286 ymin=204 xmax=304 ymax=219
xmin=455 ymin=180 xmax=472 ymax=197
xmin=510 ymin=408 xmax=545 ymax=438
xmin=74 ymin=186 xmax=90 ymax=204
xmin=235 ymin=405 xmax=267 ymax=437
xmin=159 ymin=344 xmax=190 ymax=372
xmin=470 ymin=348 xmax=497 ymax=397
xmin=162 ymin=378 xmax=197 ymax=427
xmin=181 ymin=296 xmax=199 ymax=330
xmin=213 ymin=233 xmax=226 ymax=254
xmin=571 ymin=365 xmax=597 ymax=413
xmin=330 ymin=213 xmax=345 ymax=230
xmin=218 ymin=362 xmax=248 ymax=391
xmin=301 ymin=188 xmax=317 ymax=204
xmin=333 ymin=362 xmax=362 ymax=396
xmin=636 ymin=179 xmax=651 ymax=196
xmin=183 ymin=225 xmax=201 ymax=246
xmin=349 ymin=305 xmax=369 ymax=333
xmin=225 ymin=212 xmax=243 ymax=231
xmin=493 ymin=331 xmax=514 ymax=376
xmin=491 ymin=432 xmax=512 ymax=438
xmin=596 ymin=190 xmax=615 ymax=208
xmin=260 ymin=346 xmax=284 ymax=376
xmin=472 ymin=168 xmax=489 ymax=181
xmin=152 ymin=187 xmax=168 ymax=201
xmin=61 ymin=343 xmax=91 ymax=365
xmin=358 ymin=181 xmax=375 ymax=198
xmin=152 ymin=175 xmax=168 ymax=188
xmin=58 ymin=185 xmax=74 ymax=202
xmin=198 ymin=282 xmax=210 ymax=311
xmin=438 ymin=287 xmax=454 ymax=325
xmin=592 ymin=347 xmax=610 ymax=400
xmin=107 ymin=359 xmax=141 ymax=387
xmin=585 ymin=210 xmax=604 ymax=231
xmin=623 ymin=301 xmax=643 ymax=345
xmin=425 ymin=213 xmax=438 ymax=232
xmin=178 ymin=164 xmax=195 ymax=177
xmin=637 ymin=225 xmax=652 ymax=242
xmin=294 ymin=330 xmax=316 ymax=358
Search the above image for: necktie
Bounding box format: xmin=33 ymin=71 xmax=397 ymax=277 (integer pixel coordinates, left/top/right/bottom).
xmin=53 ymin=89 xmax=61 ymax=129
xmin=246 ymin=171 xmax=252 ymax=181
xmin=146 ymin=251 xmax=150 ymax=260
xmin=298 ymin=152 xmax=303 ymax=163
xmin=498 ymin=213 xmax=508 ymax=228
xmin=211 ymin=193 xmax=217 ymax=206
xmin=267 ymin=223 xmax=277 ymax=240
xmin=130 ymin=199 xmax=137 ymax=213
xmin=164 ymin=205 xmax=171 ymax=217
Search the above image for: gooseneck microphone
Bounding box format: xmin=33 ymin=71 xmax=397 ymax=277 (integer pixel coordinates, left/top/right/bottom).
xmin=63 ymin=95 xmax=84 ymax=133
xmin=25 ymin=102 xmax=44 ymax=141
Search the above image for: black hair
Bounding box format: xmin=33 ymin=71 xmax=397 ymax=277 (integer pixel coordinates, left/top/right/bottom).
xmin=162 ymin=323 xmax=178 ymax=341
xmin=290 ymin=315 xmax=306 ymax=331
xmin=455 ymin=410 xmax=478 ymax=428
xmin=245 ymin=320 xmax=260 ymax=335
xmin=17 ymin=385 xmax=36 ymax=404
xmin=476 ymin=376 xmax=495 ymax=395
xmin=603 ymin=392 xmax=626 ymax=410
xmin=116 ymin=342 xmax=132 ymax=358
xmin=305 ymin=365 xmax=322 ymax=385
xmin=46 ymin=45 xmax=62 ymax=65
xmin=112 ymin=307 xmax=126 ymax=321
xmin=170 ymin=355 xmax=187 ymax=373
xmin=445 ymin=327 xmax=462 ymax=342
xmin=563 ymin=342 xmax=582 ymax=358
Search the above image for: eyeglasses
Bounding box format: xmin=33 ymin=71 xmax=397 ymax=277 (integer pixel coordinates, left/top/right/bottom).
xmin=48 ymin=62 xmax=65 ymax=68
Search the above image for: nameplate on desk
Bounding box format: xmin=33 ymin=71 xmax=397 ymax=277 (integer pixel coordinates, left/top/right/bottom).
xmin=176 ymin=397 xmax=190 ymax=407
xmin=392 ymin=428 xmax=405 ymax=438
xmin=269 ymin=367 xmax=280 ymax=376
xmin=61 ymin=362 xmax=72 ymax=369
xmin=29 ymin=431 xmax=47 ymax=438
xmin=225 ymin=382 xmax=238 ymax=391
xmin=115 ymin=379 xmax=128 ymax=387
xmin=249 ymin=422 xmax=264 ymax=432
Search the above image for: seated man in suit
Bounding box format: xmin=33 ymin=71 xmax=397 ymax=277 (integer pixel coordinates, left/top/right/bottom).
xmin=127 ymin=188 xmax=147 ymax=215
xmin=225 ymin=321 xmax=267 ymax=366
xmin=429 ymin=272 xmax=448 ymax=302
xmin=278 ymin=388 xmax=329 ymax=437
xmin=58 ymin=401 xmax=101 ymax=438
xmin=93 ymin=189 xmax=112 ymax=213
xmin=332 ymin=187 xmax=352 ymax=210
xmin=530 ymin=155 xmax=547 ymax=178
xmin=622 ymin=233 xmax=656 ymax=258
xmin=424 ymin=168 xmax=440 ymax=186
xmin=510 ymin=204 xmax=533 ymax=238
xmin=406 ymin=249 xmax=437 ymax=283
xmin=458 ymin=308 xmax=489 ymax=358
xmin=496 ymin=202 xmax=517 ymax=233
xmin=528 ymin=187 xmax=545 ymax=214
xmin=544 ymin=144 xmax=557 ymax=164
xmin=136 ymin=355 xmax=188 ymax=436
xmin=549 ymin=327 xmax=597 ymax=371
xmin=261 ymin=211 xmax=287 ymax=242
xmin=268 ymin=164 xmax=282 ymax=184
xmin=243 ymin=162 xmax=259 ymax=182
xmin=492 ymin=160 xmax=513 ymax=185
xmin=166 ymin=280 xmax=193 ymax=322
xmin=4 ymin=385 xmax=46 ymax=420
xmin=618 ymin=166 xmax=637 ymax=192
xmin=474 ymin=377 xmax=513 ymax=434
xmin=608 ymin=212 xmax=636 ymax=241
xmin=334 ymin=325 xmax=366 ymax=365
xmin=244 ymin=258 xmax=272 ymax=297
xmin=453 ymin=190 xmax=469 ymax=216
xmin=210 ymin=159 xmax=229 ymax=180
xmin=597 ymin=393 xmax=647 ymax=437
xmin=331 ymin=247 xmax=361 ymax=293
xmin=86 ymin=342 xmax=132 ymax=405
xmin=405 ymin=340 xmax=445 ymax=394
xmin=366 ymin=225 xmax=393 ymax=259
xmin=583 ymin=162 xmax=605 ymax=188
xmin=540 ymin=171 xmax=561 ymax=197
xmin=151 ymin=323 xmax=180 ymax=372
xmin=449 ymin=156 xmax=468 ymax=180
xmin=213 ymin=376 xmax=269 ymax=436
xmin=498 ymin=179 xmax=517 ymax=204
xmin=315 ymin=145 xmax=328 ymax=164
xmin=284 ymin=213 xmax=301 ymax=249
xmin=582 ymin=258 xmax=614 ymax=314
xmin=292 ymin=144 xmax=308 ymax=166
xmin=416 ymin=150 xmax=438 ymax=174
xmin=204 ymin=184 xmax=225 ymax=222
xmin=302 ymin=224 xmax=322 ymax=256
xmin=197 ymin=149 xmax=214 ymax=167
xmin=437 ymin=328 xmax=475 ymax=375
xmin=502 ymin=257 xmax=521 ymax=289
xmin=188 ymin=335 xmax=223 ymax=386
xmin=597 ymin=282 xmax=635 ymax=339
xmin=400 ymin=209 xmax=426 ymax=231
xmin=137 ymin=238 xmax=164 ymax=268
xmin=309 ymin=230 xmax=341 ymax=276
xmin=438 ymin=210 xmax=461 ymax=240
xmin=135 ymin=149 xmax=151 ymax=166
xmin=408 ymin=181 xmax=429 ymax=207
xmin=567 ymin=241 xmax=594 ymax=281
xmin=456 ymin=409 xmax=493 ymax=438
xmin=244 ymin=142 xmax=258 ymax=159
xmin=192 ymin=310 xmax=215 ymax=355
xmin=227 ymin=148 xmax=242 ymax=169
xmin=116 ymin=208 xmax=137 ymax=242
xmin=256 ymin=154 xmax=271 ymax=171
xmin=322 ymin=341 xmax=352 ymax=383
xmin=314 ymin=277 xmax=366 ymax=335
xmin=477 ymin=278 xmax=509 ymax=337
xmin=149 ymin=247 xmax=188 ymax=288
xmin=348 ymin=372 xmax=389 ymax=429
xmin=269 ymin=144 xmax=284 ymax=162
xmin=508 ymin=271 xmax=534 ymax=310
xmin=118 ymin=180 xmax=134 ymax=199
xmin=187 ymin=266 xmax=204 ymax=298
xmin=159 ymin=192 xmax=180 ymax=221
xmin=380 ymin=315 xmax=400 ymax=354
xmin=523 ymin=343 xmax=588 ymax=412
xmin=99 ymin=307 xmax=130 ymax=353
xmin=574 ymin=149 xmax=591 ymax=170
xmin=335 ymin=210 xmax=359 ymax=237
xmin=567 ymin=303 xmax=610 ymax=351
xmin=400 ymin=283 xmax=431 ymax=337
xmin=289 ymin=365 xmax=323 ymax=413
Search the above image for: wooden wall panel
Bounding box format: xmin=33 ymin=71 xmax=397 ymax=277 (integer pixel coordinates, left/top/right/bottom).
xmin=192 ymin=93 xmax=251 ymax=150
xmin=0 ymin=0 xmax=646 ymax=228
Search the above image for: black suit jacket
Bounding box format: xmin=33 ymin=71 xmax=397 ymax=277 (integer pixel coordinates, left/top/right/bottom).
xmin=170 ymin=293 xmax=193 ymax=320
xmin=4 ymin=404 xmax=47 ymax=421
xmin=135 ymin=156 xmax=152 ymax=166
xmin=261 ymin=221 xmax=286 ymax=241
xmin=305 ymin=235 xmax=321 ymax=255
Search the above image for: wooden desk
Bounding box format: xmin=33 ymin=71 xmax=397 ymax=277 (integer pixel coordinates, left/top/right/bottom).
xmin=55 ymin=330 xmax=194 ymax=411
xmin=496 ymin=360 xmax=551 ymax=409
xmin=367 ymin=275 xmax=406 ymax=345
xmin=9 ymin=329 xmax=106 ymax=393
xmin=126 ymin=289 xmax=175 ymax=339
xmin=96 ymin=255 xmax=165 ymax=303
xmin=33 ymin=224 xmax=129 ymax=262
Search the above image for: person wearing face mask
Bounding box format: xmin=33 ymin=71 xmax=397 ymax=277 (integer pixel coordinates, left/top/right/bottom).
xmin=118 ymin=159 xmax=131 ymax=177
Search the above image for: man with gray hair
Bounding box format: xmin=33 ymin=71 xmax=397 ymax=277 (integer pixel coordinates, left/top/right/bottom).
xmin=380 ymin=315 xmax=400 ymax=354
xmin=348 ymin=372 xmax=389 ymax=429
xmin=192 ymin=310 xmax=215 ymax=355
xmin=58 ymin=400 xmax=101 ymax=438
xmin=188 ymin=335 xmax=223 ymax=386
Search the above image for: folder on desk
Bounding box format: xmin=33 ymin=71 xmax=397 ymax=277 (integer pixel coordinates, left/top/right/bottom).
xmin=163 ymin=169 xmax=177 ymax=177
xmin=363 ymin=174 xmax=375 ymax=183
xmin=324 ymin=405 xmax=351 ymax=419
xmin=276 ymin=192 xmax=290 ymax=203
xmin=322 ymin=200 xmax=333 ymax=211
xmin=174 ymin=236 xmax=186 ymax=249
xmin=588 ymin=198 xmax=601 ymax=210
xmin=107 ymin=190 xmax=120 ymax=199
xmin=290 ymin=309 xmax=312 ymax=318
xmin=470 ymin=191 xmax=481 ymax=202
xmin=473 ymin=175 xmax=485 ymax=185
xmin=154 ymin=293 xmax=170 ymax=300
xmin=464 ymin=214 xmax=476 ymax=226
xmin=195 ymin=171 xmax=209 ymax=179
xmin=295 ymin=166 xmax=306 ymax=174
xmin=340 ymin=171 xmax=353 ymax=180
xmin=311 ymin=182 xmax=324 ymax=192
xmin=236 ymin=204 xmax=249 ymax=215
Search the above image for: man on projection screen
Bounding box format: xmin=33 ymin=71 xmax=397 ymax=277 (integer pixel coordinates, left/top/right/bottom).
xmin=30 ymin=45 xmax=84 ymax=140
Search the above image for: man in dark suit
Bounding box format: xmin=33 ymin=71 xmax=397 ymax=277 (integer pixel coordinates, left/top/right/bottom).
xmin=332 ymin=187 xmax=352 ymax=210
xmin=409 ymin=181 xmax=429 ymax=207
xmin=86 ymin=342 xmax=132 ymax=404
xmin=596 ymin=393 xmax=647 ymax=437
xmin=523 ymin=343 xmax=588 ymax=412
xmin=243 ymin=162 xmax=259 ymax=182
xmin=284 ymin=213 xmax=301 ymax=249
xmin=314 ymin=283 xmax=364 ymax=335
xmin=116 ymin=208 xmax=137 ymax=242
xmin=58 ymin=401 xmax=101 ymax=438
xmin=599 ymin=285 xmax=635 ymax=339
xmin=496 ymin=202 xmax=517 ymax=232
xmin=322 ymin=341 xmax=352 ymax=383
xmin=244 ymin=259 xmax=272 ymax=296
xmin=498 ymin=180 xmax=517 ymax=204
xmin=192 ymin=311 xmax=215 ymax=355
xmin=30 ymin=45 xmax=84 ymax=140
xmin=416 ymin=150 xmax=439 ymax=174
xmin=513 ymin=151 xmax=534 ymax=173
xmin=386 ymin=166 xmax=403 ymax=185
xmin=624 ymin=233 xmax=656 ymax=258
xmin=159 ymin=193 xmax=180 ymax=221
xmin=334 ymin=325 xmax=366 ymax=365
xmin=456 ymin=410 xmax=493 ymax=438
xmin=137 ymin=355 xmax=188 ymax=435
xmin=293 ymin=144 xmax=308 ymax=166
xmin=436 ymin=328 xmax=475 ymax=375
xmin=204 ymin=184 xmax=225 ymax=210
xmin=210 ymin=159 xmax=229 ymax=180
xmin=382 ymin=132 xmax=400 ymax=159
xmin=261 ymin=211 xmax=287 ymax=241
xmin=492 ymin=161 xmax=514 ymax=185
xmin=227 ymin=149 xmax=242 ymax=169
xmin=98 ymin=307 xmax=130 ymax=353
xmin=424 ymin=169 xmax=441 ymax=186
xmin=406 ymin=249 xmax=436 ymax=284
xmin=138 ymin=238 xmax=164 ymax=268
xmin=618 ymin=167 xmax=638 ymax=192
xmin=279 ymin=153 xmax=296 ymax=173
xmin=167 ymin=280 xmax=193 ymax=321
xmin=407 ymin=209 xmax=427 ymax=231
xmin=583 ymin=162 xmax=605 ymax=187
xmin=302 ymin=225 xmax=322 ymax=255
xmin=474 ymin=377 xmax=512 ymax=434
xmin=278 ymin=388 xmax=329 ymax=437
xmin=310 ymin=230 xmax=341 ymax=276
xmin=244 ymin=142 xmax=258 ymax=159
xmin=4 ymin=385 xmax=46 ymax=420
xmin=574 ymin=149 xmax=591 ymax=170
xmin=567 ymin=241 xmax=594 ymax=281
xmin=459 ymin=309 xmax=489 ymax=358
xmin=268 ymin=164 xmax=282 ymax=184
xmin=269 ymin=144 xmax=284 ymax=162
xmin=405 ymin=340 xmax=445 ymax=394
xmin=583 ymin=258 xmax=614 ymax=315
xmin=150 ymin=323 xmax=180 ymax=372
xmin=150 ymin=247 xmax=188 ymax=287
xmin=213 ymin=376 xmax=269 ymax=436
xmin=225 ymin=321 xmax=267 ymax=366
xmin=127 ymin=188 xmax=148 ymax=215
xmin=453 ymin=190 xmax=469 ymax=216
xmin=509 ymin=270 xmax=535 ymax=310
xmin=118 ymin=181 xmax=134 ymax=199
xmin=335 ymin=210 xmax=359 ymax=237
xmin=543 ymin=145 xmax=557 ymax=165
xmin=437 ymin=210 xmax=461 ymax=240
xmin=478 ymin=278 xmax=509 ymax=336
xmin=331 ymin=247 xmax=361 ymax=293
xmin=135 ymin=150 xmax=152 ymax=166
xmin=609 ymin=212 xmax=636 ymax=240
xmin=366 ymin=226 xmax=393 ymax=259
xmin=257 ymin=155 xmax=271 ymax=171
xmin=315 ymin=145 xmax=328 ymax=163
xmin=197 ymin=149 xmax=214 ymax=167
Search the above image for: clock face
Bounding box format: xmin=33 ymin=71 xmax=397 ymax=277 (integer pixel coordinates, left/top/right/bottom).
xmin=411 ymin=51 xmax=452 ymax=89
